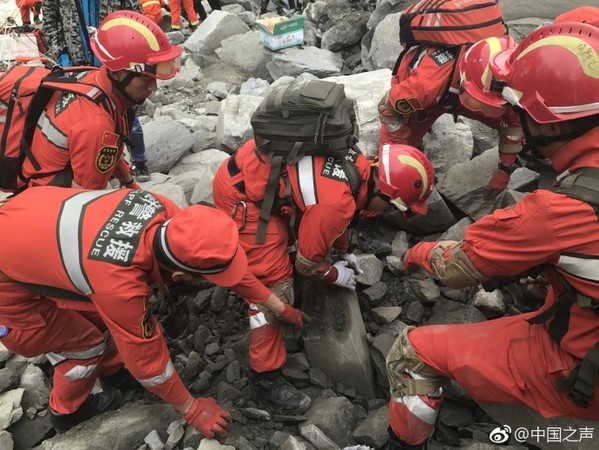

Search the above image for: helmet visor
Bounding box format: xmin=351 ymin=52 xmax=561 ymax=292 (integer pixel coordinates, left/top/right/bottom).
xmin=145 ymin=55 xmax=181 ymax=80
xmin=459 ymin=83 xmax=508 ymax=119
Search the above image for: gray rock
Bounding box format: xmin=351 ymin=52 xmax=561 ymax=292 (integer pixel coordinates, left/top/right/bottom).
xmin=280 ymin=435 xmax=312 ymax=450
xmin=321 ymin=13 xmax=369 ymax=52
xmin=299 ymin=423 xmax=338 ymax=450
xmin=0 ymin=369 xmax=18 ymax=393
xmin=0 ymin=389 xmax=24 ymax=431
xmin=215 ymin=95 xmax=263 ymax=153
xmin=361 ymin=282 xmax=388 ymax=305
xmin=367 ymin=13 xmax=401 ymax=70
xmin=241 ymin=408 xmax=271 ymax=421
xmin=356 ymin=254 xmax=384 ymax=286
xmin=409 ymin=278 xmax=440 ymax=304
xmin=302 ymin=282 xmax=376 ymax=398
xmin=198 ymin=438 xmax=236 ymax=449
xmin=144 ymin=430 xmax=165 ymax=450
xmin=303 ymin=396 xmax=357 ymax=447
xmin=144 ymin=116 xmax=194 ymax=173
xmin=183 ymin=11 xmax=251 ymax=59
xmin=165 ymin=420 xmax=185 ymax=450
xmin=372 ymin=307 xmax=402 ymax=324
xmin=266 ymin=47 xmax=344 ymax=80
xmin=471 ymin=289 xmax=506 ymax=318
xmin=351 ymin=406 xmax=389 ymax=448
xmin=240 ymin=78 xmax=271 ymax=97
xmin=216 ymin=31 xmax=271 ymax=79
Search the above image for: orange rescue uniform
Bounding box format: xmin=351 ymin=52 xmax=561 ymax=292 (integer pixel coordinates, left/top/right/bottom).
xmin=140 ymin=0 xmax=164 ymax=25
xmin=0 ymin=187 xmax=269 ymax=415
xmin=19 ymin=66 xmax=133 ymax=190
xmin=213 ymin=139 xmax=374 ymax=372
xmin=390 ymin=127 xmax=599 ymax=445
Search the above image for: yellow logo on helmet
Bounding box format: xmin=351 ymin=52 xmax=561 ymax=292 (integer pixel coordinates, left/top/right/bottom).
xmin=100 ymin=17 xmax=160 ymax=52
xmin=481 ymin=37 xmax=502 ymax=87
xmin=397 ymin=155 xmax=429 ymax=200
xmin=517 ymin=36 xmax=599 ymax=79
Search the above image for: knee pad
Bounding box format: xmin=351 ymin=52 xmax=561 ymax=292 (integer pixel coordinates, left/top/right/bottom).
xmin=386 ymin=326 xmax=446 ymax=397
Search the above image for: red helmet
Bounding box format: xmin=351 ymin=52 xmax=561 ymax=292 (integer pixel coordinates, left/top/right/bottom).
xmin=91 ymin=10 xmax=182 ymax=80
xmin=378 ymin=144 xmax=434 ymax=215
xmin=458 ymin=36 xmax=518 ymax=119
xmin=500 ymin=22 xmax=599 ymax=123
xmin=555 ymin=7 xmax=599 ymax=28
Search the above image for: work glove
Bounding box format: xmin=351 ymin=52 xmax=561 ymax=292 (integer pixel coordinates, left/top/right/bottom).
xmin=342 ymin=253 xmax=364 ymax=275
xmin=483 ymin=168 xmax=511 ymax=200
xmin=400 ymin=242 xmax=438 ymax=274
xmin=183 ymin=397 xmax=232 ymax=438
xmin=332 ymin=261 xmax=357 ymax=290
xmin=378 ymin=90 xmax=403 ymax=133
xmin=484 ymin=152 xmax=519 ymax=200
xmin=275 ymin=303 xmax=304 ymax=329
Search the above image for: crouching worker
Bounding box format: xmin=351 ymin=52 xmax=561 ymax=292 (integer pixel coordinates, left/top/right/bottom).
xmin=214 ymin=128 xmax=435 ymax=414
xmin=384 ymin=23 xmax=599 ymax=449
xmin=0 ymin=186 xmax=303 ymax=434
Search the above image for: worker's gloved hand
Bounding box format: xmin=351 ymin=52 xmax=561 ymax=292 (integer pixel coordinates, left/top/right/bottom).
xmin=332 ymin=261 xmax=357 ymax=290
xmin=483 ymin=169 xmax=511 ymax=200
xmin=183 ymin=397 xmax=231 ymax=438
xmin=342 ymin=253 xmax=363 ymax=275
xmin=401 ymin=242 xmax=438 ymax=274
xmin=378 ymin=90 xmax=403 ymax=133
xmin=276 ymin=304 xmax=304 ymax=329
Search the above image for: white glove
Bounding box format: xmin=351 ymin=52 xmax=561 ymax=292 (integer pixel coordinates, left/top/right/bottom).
xmin=332 ymin=261 xmax=357 ymax=290
xmin=342 ymin=253 xmax=363 ymax=275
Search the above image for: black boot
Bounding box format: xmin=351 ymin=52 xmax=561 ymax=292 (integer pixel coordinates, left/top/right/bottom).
xmin=100 ymin=367 xmax=142 ymax=392
xmin=249 ymin=369 xmax=312 ymax=415
xmin=50 ymin=386 xmax=123 ymax=433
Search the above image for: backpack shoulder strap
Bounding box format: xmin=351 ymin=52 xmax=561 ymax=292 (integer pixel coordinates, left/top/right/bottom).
xmin=550 ymin=168 xmax=599 ymax=211
xmin=19 ymin=68 xmax=114 ymax=179
xmin=256 ymin=153 xmax=288 ymax=244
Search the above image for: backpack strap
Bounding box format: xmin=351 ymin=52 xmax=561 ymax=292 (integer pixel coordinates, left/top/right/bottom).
xmin=19 ymin=68 xmax=114 ymax=184
xmin=550 ymin=168 xmax=599 ymax=212
xmin=256 ymin=153 xmax=287 ymax=244
xmin=526 ymin=170 xmax=599 ymax=408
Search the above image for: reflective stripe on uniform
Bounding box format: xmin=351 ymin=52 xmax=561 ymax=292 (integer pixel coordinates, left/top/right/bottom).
xmin=58 ymin=190 xmax=112 ymax=295
xmin=557 ymin=254 xmax=599 ymax=282
xmin=297 ymin=156 xmax=317 ymax=206
xmin=391 ymin=393 xmax=439 ymax=425
xmin=46 ymin=339 xmax=107 ymax=366
xmin=63 ymin=364 xmax=99 ymax=381
xmin=248 ymin=304 xmax=268 ymax=329
xmin=0 ymin=102 xmax=7 ymax=123
xmin=138 ymin=360 xmax=175 ymax=387
xmin=38 ymin=111 xmax=68 ymax=149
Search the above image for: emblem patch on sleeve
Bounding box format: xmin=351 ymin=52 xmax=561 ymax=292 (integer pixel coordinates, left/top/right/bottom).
xmin=429 ymin=48 xmax=456 ymax=67
xmin=141 ymin=308 xmax=155 ymax=339
xmin=95 ymin=132 xmax=120 ymax=173
xmin=95 ymin=147 xmax=118 ymax=173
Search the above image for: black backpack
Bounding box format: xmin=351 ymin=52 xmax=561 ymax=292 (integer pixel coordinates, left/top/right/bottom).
xmin=249 ymin=80 xmax=363 ymax=244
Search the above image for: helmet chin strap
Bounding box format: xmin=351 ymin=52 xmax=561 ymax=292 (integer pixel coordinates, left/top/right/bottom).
xmin=109 ymin=71 xmax=144 ymax=105
xmin=517 ymin=108 xmax=593 ymax=160
xmin=365 ymin=165 xmax=379 ymax=208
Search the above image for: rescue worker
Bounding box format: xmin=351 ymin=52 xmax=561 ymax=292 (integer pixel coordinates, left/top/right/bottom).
xmin=15 ymin=0 xmax=42 ymax=28
xmin=554 ymin=5 xmax=599 ymax=27
xmin=385 ymin=22 xmax=599 ymax=449
xmin=140 ymin=0 xmax=164 ymax=25
xmin=378 ymin=6 xmax=522 ymax=199
xmin=0 ymin=186 xmax=304 ymax=433
xmin=213 ymin=140 xmax=435 ymax=414
xmin=456 ymin=35 xmax=523 ymax=198
xmin=24 ymin=10 xmax=174 ymax=191
xmin=169 ymin=0 xmax=199 ymax=31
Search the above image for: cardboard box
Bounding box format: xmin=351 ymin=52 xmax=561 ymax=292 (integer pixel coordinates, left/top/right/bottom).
xmin=257 ymin=16 xmax=304 ymax=51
